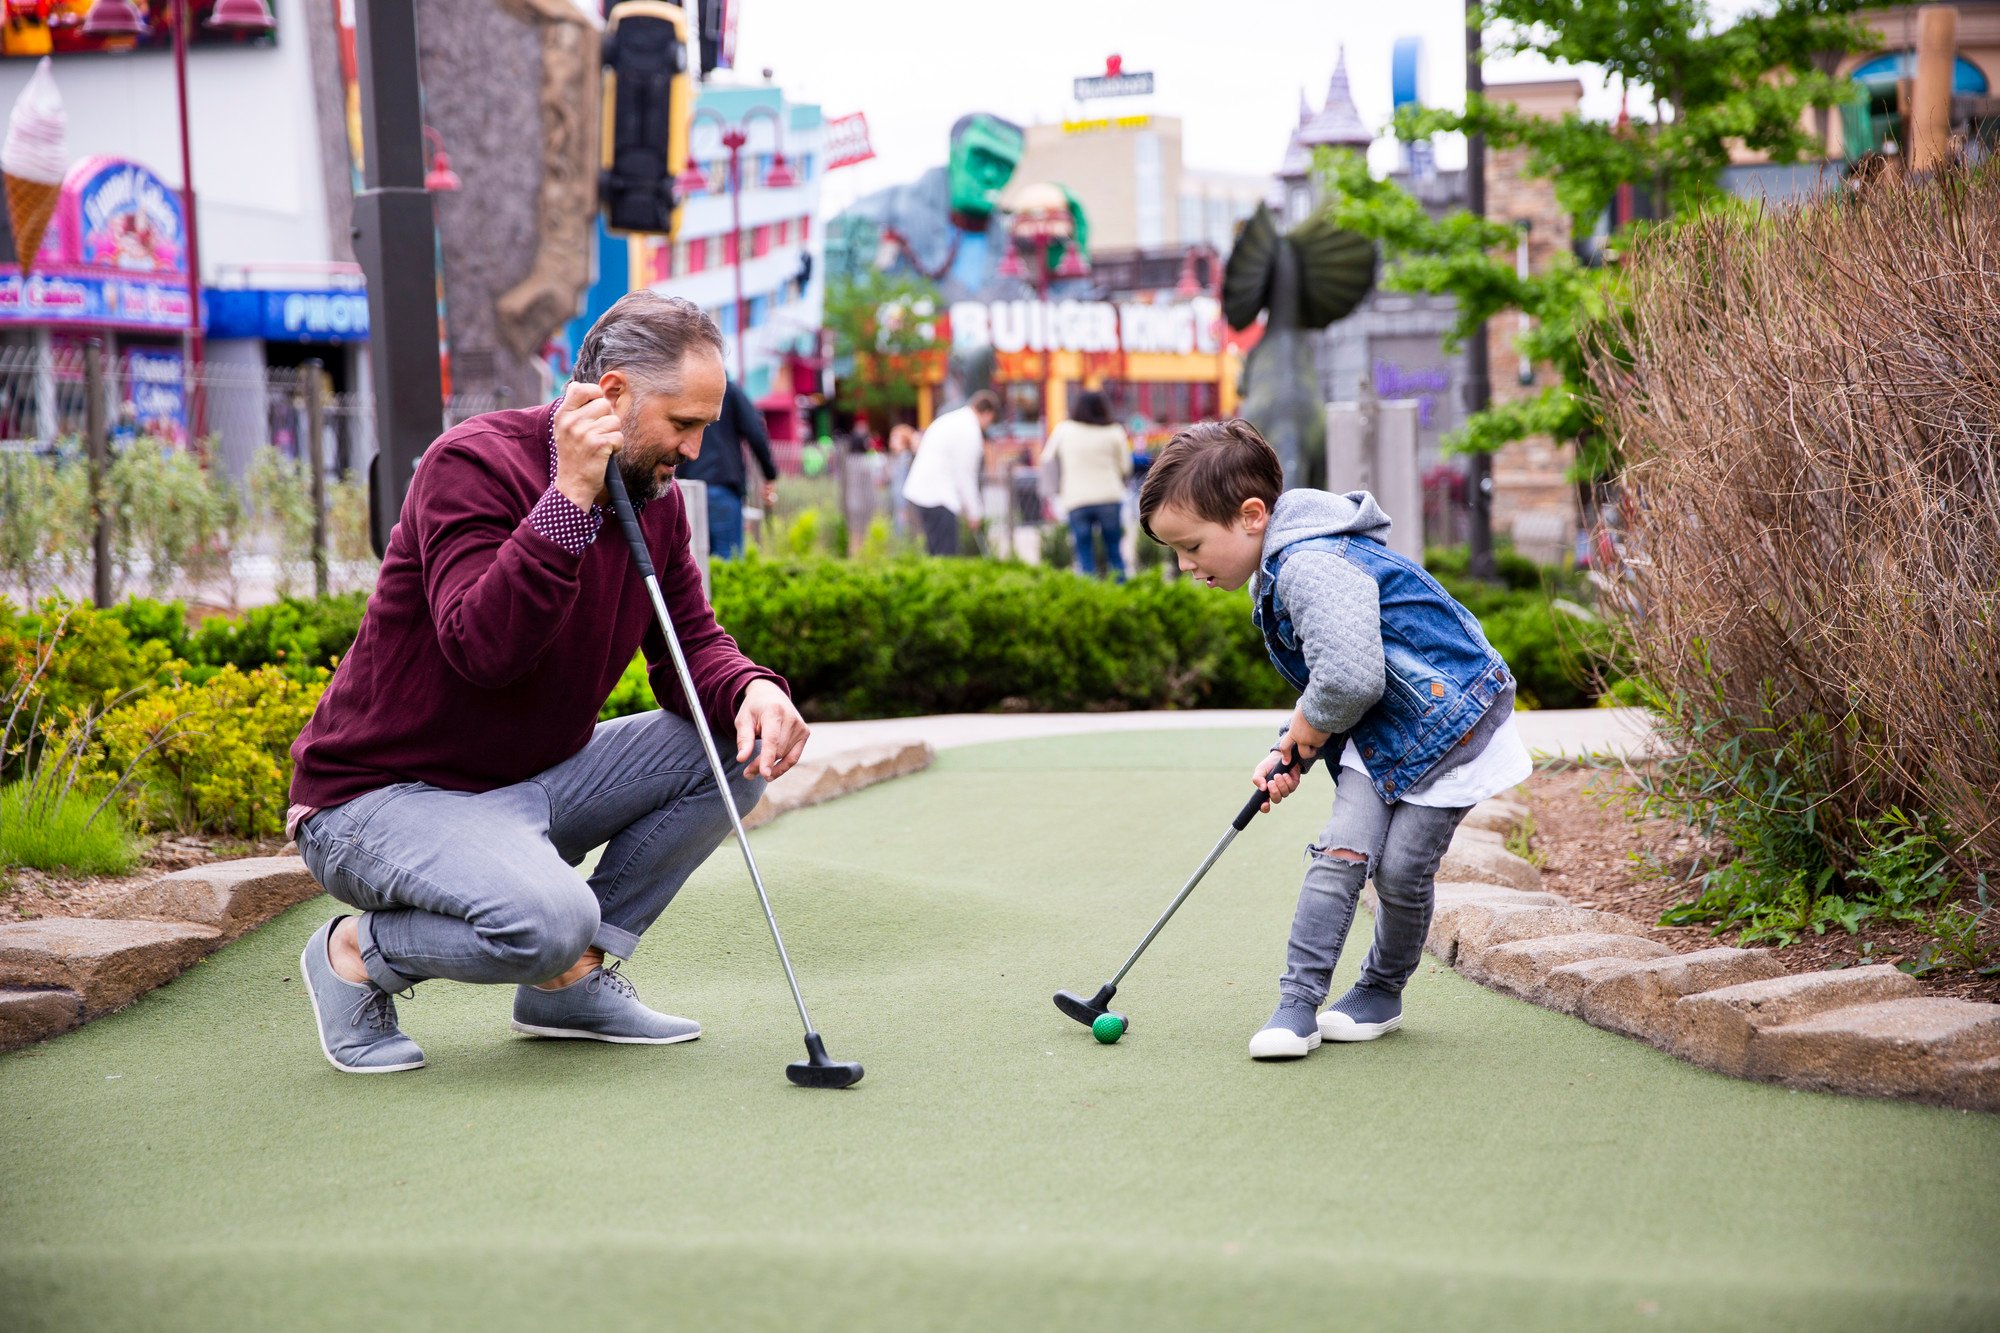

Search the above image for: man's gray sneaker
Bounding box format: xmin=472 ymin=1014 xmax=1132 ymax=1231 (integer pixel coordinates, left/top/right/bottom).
xmin=300 ymin=916 xmax=426 ymax=1074
xmin=1319 ymin=982 xmax=1404 ymax=1042
xmin=511 ymin=960 xmax=701 ymax=1044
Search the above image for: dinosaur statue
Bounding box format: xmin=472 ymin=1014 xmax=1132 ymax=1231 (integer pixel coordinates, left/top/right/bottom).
xmin=1222 ymin=204 xmax=1376 ymax=488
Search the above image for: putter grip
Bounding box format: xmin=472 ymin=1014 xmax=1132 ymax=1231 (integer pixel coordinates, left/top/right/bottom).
xmin=601 ymin=462 xmax=656 ymax=581
xmin=1232 ymin=748 xmax=1321 ymax=831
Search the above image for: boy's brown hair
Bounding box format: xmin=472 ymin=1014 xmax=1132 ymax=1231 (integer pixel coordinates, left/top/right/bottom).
xmin=1138 ymin=419 xmax=1284 ymax=541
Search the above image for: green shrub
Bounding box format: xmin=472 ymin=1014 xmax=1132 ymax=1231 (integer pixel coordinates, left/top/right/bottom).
xmin=0 ymin=780 xmax=138 ymax=875
xmin=0 ymin=449 xmax=90 ymax=600
xmin=1422 ymin=551 xmax=1620 ymax=709
xmin=0 ymin=598 xmax=181 ymax=737
xmin=108 ymin=438 xmax=238 ymax=595
xmin=97 ymin=664 xmax=325 ymax=840
xmin=187 ymin=592 xmax=367 ymax=679
xmin=600 ymin=653 xmax=654 ymax=721
xmin=247 ymin=445 xmax=319 ymax=596
xmin=696 ymin=555 xmax=1290 ymax=720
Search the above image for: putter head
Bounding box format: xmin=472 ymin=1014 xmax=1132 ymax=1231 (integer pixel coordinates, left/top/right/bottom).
xmin=1054 ymin=983 xmax=1124 ymax=1032
xmin=787 ymin=1033 xmax=864 ymax=1089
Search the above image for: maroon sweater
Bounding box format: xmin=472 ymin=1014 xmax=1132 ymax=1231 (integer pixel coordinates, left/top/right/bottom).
xmin=289 ymin=402 xmax=784 ymax=809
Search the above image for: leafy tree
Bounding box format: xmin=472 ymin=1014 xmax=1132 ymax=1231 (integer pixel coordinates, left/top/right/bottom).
xmin=1321 ymin=0 xmax=1875 ymax=479
xmin=823 ymin=270 xmax=947 ymax=432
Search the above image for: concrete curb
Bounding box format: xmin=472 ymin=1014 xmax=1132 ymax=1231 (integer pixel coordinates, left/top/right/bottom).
xmin=0 ymin=738 xmax=936 ymax=1053
xmin=1425 ymin=795 xmax=2000 ymax=1112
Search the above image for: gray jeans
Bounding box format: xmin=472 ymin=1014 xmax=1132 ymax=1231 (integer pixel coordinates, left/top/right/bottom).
xmin=296 ymin=709 xmax=765 ymax=993
xmin=1279 ymin=763 xmax=1469 ymax=1005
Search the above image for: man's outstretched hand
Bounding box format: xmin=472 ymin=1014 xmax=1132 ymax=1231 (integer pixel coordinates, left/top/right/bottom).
xmin=735 ymin=678 xmax=808 ymax=781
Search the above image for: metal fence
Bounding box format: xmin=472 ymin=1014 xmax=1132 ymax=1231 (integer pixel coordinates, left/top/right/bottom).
xmin=0 ymin=342 xmax=515 ymax=487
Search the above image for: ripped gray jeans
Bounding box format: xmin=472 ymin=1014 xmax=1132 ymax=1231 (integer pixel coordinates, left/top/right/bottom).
xmin=1279 ymin=762 xmax=1470 ymax=1005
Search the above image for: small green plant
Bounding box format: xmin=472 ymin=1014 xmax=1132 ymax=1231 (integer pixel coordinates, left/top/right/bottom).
xmin=1039 ymin=521 xmax=1073 ymax=570
xmin=97 ymin=664 xmax=325 ymax=840
xmin=0 ymin=606 xmax=161 ymax=873
xmin=109 ymin=438 xmax=238 ymax=597
xmin=0 ymin=780 xmax=139 ymax=875
xmin=248 ymin=445 xmax=319 ymax=597
xmin=0 ymin=449 xmax=90 ymax=601
xmin=1902 ymin=880 xmax=1999 ymax=978
xmin=1504 ymin=812 xmax=1540 ymax=867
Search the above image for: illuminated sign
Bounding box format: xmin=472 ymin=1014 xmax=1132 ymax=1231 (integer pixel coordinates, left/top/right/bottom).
xmin=1074 ymin=53 xmax=1153 ymax=101
xmin=949 ymin=297 xmax=1222 ymax=357
xmin=1061 ymin=115 xmax=1152 ymax=135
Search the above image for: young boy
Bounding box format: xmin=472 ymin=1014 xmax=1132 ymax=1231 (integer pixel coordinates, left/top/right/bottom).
xmin=1139 ymin=420 xmax=1530 ymax=1060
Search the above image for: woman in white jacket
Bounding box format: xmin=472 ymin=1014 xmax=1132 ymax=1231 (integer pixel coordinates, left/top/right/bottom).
xmin=1040 ymin=390 xmax=1133 ymax=579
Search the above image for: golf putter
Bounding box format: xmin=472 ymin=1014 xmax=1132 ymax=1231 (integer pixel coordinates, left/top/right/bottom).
xmin=602 ymin=462 xmax=862 ymax=1089
xmin=1055 ymin=747 xmax=1321 ymax=1042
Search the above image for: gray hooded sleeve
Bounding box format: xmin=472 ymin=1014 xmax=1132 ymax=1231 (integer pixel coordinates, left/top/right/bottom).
xmin=1273 ymin=549 xmax=1384 ymax=734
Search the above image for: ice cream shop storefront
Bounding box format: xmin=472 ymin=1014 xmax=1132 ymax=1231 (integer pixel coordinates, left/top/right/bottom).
xmin=0 ymin=154 xmax=195 ymax=444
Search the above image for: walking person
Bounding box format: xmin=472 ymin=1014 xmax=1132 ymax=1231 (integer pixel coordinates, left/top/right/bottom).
xmin=901 ymin=389 xmax=997 ymax=556
xmin=676 ymin=377 xmax=778 ymax=559
xmin=1041 ymin=390 xmax=1133 ymax=579
xmin=286 ymin=292 xmax=809 ymax=1074
xmin=886 ymin=422 xmax=919 ymax=538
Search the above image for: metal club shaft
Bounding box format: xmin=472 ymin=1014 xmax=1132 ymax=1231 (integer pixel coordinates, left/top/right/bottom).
xmin=1109 ymin=825 xmax=1242 ymax=987
xmin=603 ymin=464 xmax=816 ymax=1038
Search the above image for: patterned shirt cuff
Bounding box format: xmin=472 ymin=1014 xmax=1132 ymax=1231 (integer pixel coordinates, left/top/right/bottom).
xmin=528 ymin=484 xmax=602 ymax=555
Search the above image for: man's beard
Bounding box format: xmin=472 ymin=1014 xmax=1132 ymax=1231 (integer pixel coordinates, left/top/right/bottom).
xmin=615 ymin=450 xmax=675 ymax=505
xmin=614 ymin=400 xmax=688 ymax=505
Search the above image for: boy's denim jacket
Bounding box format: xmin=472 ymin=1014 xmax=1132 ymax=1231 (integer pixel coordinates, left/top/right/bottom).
xmin=1254 ymin=532 xmax=1513 ymax=802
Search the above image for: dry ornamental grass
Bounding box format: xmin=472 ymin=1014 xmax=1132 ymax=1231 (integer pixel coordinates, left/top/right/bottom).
xmin=1587 ymin=166 xmax=2000 ymax=897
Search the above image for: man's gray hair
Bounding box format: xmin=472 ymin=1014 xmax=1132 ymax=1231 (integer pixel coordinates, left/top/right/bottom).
xmin=572 ymin=291 xmax=725 ymax=393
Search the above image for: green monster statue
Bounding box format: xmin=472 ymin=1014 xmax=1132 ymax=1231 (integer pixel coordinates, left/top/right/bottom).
xmin=947 ymin=113 xmax=1026 ymax=226
xmin=1222 ymin=204 xmax=1377 ymax=488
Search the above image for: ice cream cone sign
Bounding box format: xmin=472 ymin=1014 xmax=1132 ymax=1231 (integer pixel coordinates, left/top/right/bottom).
xmin=4 ymin=57 xmax=67 ymax=274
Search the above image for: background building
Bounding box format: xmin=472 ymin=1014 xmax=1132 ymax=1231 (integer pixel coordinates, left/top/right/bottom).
xmin=568 ymin=80 xmax=826 ymax=452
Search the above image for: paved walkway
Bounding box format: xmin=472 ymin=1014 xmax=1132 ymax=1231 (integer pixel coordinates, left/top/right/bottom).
xmin=810 ymin=706 xmax=1660 ymax=762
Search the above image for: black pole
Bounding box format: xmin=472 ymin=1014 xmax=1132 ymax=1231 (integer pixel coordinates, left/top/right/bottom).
xmin=1463 ymin=0 xmax=1496 ymax=581
xmin=305 ymin=358 xmax=329 ymax=598
xmin=84 ymin=338 xmax=112 ymax=608
xmin=353 ymin=0 xmax=444 ymax=558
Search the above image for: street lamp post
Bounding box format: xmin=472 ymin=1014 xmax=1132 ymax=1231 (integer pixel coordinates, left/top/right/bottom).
xmin=678 ymin=104 xmax=796 ymax=391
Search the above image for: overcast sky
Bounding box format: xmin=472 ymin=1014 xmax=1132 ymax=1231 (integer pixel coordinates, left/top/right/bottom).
xmin=727 ymin=0 xmax=1656 ymax=214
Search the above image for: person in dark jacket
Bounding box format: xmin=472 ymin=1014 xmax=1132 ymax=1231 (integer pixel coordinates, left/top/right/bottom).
xmin=676 ymin=378 xmax=778 ymax=557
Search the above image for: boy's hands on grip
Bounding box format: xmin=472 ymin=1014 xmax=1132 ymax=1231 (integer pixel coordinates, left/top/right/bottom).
xmin=1252 ymin=709 xmax=1334 ymax=813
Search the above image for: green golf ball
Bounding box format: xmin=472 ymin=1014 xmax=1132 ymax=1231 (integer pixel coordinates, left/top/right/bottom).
xmin=1092 ymin=1013 xmax=1126 ymax=1044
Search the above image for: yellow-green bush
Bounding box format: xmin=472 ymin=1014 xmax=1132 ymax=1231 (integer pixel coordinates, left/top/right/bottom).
xmin=97 ymin=664 xmax=325 ymax=840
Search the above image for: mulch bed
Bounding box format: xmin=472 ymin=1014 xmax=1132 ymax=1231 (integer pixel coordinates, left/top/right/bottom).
xmin=1526 ymin=765 xmax=2000 ymax=1005
xmin=1 ymin=835 xmax=292 ymax=924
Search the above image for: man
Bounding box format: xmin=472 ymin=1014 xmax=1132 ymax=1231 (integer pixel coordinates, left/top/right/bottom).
xmin=286 ymin=291 xmax=809 ymax=1074
xmin=675 ymin=376 xmax=778 ymax=558
xmin=900 ymin=389 xmax=997 ymax=555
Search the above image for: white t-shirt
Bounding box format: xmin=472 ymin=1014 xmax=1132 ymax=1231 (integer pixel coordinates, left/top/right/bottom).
xmin=901 ymin=405 xmax=985 ymax=518
xmin=1339 ymin=712 xmax=1532 ymax=808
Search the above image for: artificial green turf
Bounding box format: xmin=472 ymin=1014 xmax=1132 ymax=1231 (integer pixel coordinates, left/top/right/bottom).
xmin=3 ymin=729 xmax=1997 ymax=1331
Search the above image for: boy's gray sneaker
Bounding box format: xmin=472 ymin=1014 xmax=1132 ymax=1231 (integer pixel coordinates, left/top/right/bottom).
xmin=1319 ymin=982 xmax=1403 ymax=1042
xmin=511 ymin=960 xmax=701 ymax=1044
xmin=1248 ymin=997 xmax=1322 ymax=1060
xmin=300 ymin=916 xmax=426 ymax=1074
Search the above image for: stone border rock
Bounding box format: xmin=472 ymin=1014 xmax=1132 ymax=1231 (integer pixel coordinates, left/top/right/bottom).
xmin=0 ymin=739 xmax=934 ymax=1053
xmin=1371 ymin=796 xmax=2000 ymax=1113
